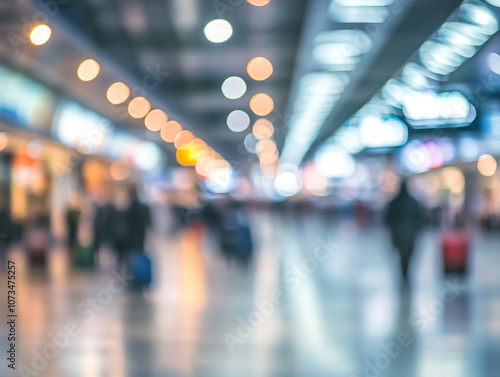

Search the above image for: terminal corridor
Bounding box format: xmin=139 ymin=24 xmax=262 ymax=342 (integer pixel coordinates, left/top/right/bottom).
xmin=2 ymin=210 xmax=499 ymax=377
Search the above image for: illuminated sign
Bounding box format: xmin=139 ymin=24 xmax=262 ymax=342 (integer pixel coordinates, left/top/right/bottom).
xmin=403 ymin=91 xmax=476 ymax=128
xmin=0 ymin=65 xmax=56 ymax=132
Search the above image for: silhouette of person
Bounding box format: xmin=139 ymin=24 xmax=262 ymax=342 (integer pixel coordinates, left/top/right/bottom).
xmin=384 ymin=180 xmax=424 ymax=287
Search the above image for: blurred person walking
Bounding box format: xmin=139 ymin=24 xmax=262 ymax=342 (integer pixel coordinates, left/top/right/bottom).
xmin=110 ymin=187 xmax=132 ymax=269
xmin=111 ymin=185 xmax=153 ymax=287
xmin=65 ymin=193 xmax=81 ymax=255
xmin=126 ymin=185 xmax=152 ymax=252
xmin=0 ymin=198 xmax=13 ymax=266
xmin=124 ymin=185 xmax=153 ymax=288
xmin=92 ymin=189 xmax=114 ymax=252
xmin=384 ymin=181 xmax=424 ymax=287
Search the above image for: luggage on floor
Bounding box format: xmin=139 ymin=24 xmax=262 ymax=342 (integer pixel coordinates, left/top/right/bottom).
xmin=127 ymin=252 xmax=152 ymax=286
xmin=26 ymin=228 xmax=49 ymax=267
xmin=441 ymin=231 xmax=469 ymax=274
xmin=75 ymin=244 xmax=96 ymax=269
xmin=221 ymin=226 xmax=253 ymax=265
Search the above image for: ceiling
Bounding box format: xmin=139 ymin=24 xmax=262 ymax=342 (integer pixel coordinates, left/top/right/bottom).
xmin=1 ymin=0 xmax=497 ymax=168
xmin=0 ymin=0 xmax=306 ymax=165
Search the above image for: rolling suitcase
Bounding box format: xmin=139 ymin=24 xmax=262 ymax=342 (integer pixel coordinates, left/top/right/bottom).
xmin=26 ymin=228 xmax=49 ymax=267
xmin=221 ymin=225 xmax=253 ymax=266
xmin=75 ymin=244 xmax=96 ymax=269
xmin=441 ymin=231 xmax=469 ymax=274
xmin=127 ymin=252 xmax=152 ymax=287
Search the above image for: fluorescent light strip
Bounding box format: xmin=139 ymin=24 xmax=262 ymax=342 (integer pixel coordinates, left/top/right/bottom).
xmin=316 ymin=1 xmax=500 ymax=159
xmin=281 ymin=73 xmax=349 ymax=164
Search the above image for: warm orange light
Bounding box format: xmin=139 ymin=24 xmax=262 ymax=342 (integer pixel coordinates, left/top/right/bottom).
xmin=107 ymin=82 xmax=130 ymax=105
xmin=478 ymin=154 xmax=497 ymax=177
xmin=250 ymin=93 xmax=274 ymax=116
xmin=256 ymin=139 xmax=276 ymax=156
xmin=188 ymin=139 xmax=208 ymax=160
xmin=195 ymin=148 xmax=215 ymax=162
xmin=259 ymin=151 xmax=278 ymax=166
xmin=195 ymin=156 xmax=213 ymax=177
xmin=247 ymin=0 xmax=271 ymax=6
xmin=176 ymin=146 xmax=197 ymax=166
xmin=174 ymin=130 xmax=195 ymax=149
xmin=144 ymin=109 xmax=168 ymax=131
xmin=128 ymin=97 xmax=151 ymax=119
xmin=110 ymin=161 xmax=130 ymax=181
xmin=29 ymin=24 xmax=51 ymax=45
xmin=253 ymin=119 xmax=274 ymax=139
xmin=161 ymin=121 xmax=182 ymax=142
xmin=247 ymin=57 xmax=273 ymax=81
xmin=77 ymin=59 xmax=100 ymax=81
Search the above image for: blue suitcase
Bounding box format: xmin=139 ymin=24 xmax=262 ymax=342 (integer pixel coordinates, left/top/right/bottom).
xmin=221 ymin=226 xmax=253 ymax=265
xmin=128 ymin=252 xmax=152 ymax=286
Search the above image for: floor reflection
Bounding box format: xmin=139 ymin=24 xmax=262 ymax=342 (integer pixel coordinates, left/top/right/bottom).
xmin=0 ymin=211 xmax=498 ymax=377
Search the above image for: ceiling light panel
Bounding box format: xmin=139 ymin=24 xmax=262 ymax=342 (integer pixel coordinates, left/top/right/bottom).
xmin=281 ymin=0 xmax=404 ymax=165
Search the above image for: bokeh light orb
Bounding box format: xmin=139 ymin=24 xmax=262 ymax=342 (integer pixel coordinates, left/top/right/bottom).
xmin=222 ymin=76 xmax=247 ymax=99
xmin=247 ymin=57 xmax=273 ymax=81
xmin=161 ymin=121 xmax=183 ymax=142
xmin=144 ymin=109 xmax=168 ymax=131
xmin=253 ymin=119 xmax=274 ymax=139
xmin=77 ymin=59 xmax=100 ymax=81
xmin=256 ymin=138 xmax=276 ymax=156
xmin=247 ymin=0 xmax=271 ymax=6
xmin=227 ymin=110 xmax=251 ymax=132
xmin=477 ymin=154 xmax=497 ymax=176
xmin=250 ymin=93 xmax=274 ymax=116
xmin=128 ymin=97 xmax=151 ymax=119
xmin=29 ymin=24 xmax=51 ymax=45
xmin=204 ymin=19 xmax=233 ymax=43
xmin=107 ymin=82 xmax=130 ymax=105
xmin=174 ymin=130 xmax=195 ymax=149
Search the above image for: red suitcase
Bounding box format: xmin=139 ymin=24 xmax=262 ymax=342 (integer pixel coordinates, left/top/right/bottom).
xmin=441 ymin=231 xmax=469 ymax=274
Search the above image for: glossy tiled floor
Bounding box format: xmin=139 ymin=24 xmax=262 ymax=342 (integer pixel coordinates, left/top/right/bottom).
xmin=1 ymin=210 xmax=500 ymax=376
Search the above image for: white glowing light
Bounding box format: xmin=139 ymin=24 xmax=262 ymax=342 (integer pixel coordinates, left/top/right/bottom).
xmin=399 ymin=141 xmax=431 ymax=174
xmin=280 ymin=73 xmax=350 ymax=164
xmin=135 ymin=143 xmax=163 ymax=171
xmin=204 ymin=19 xmax=233 ymax=43
xmin=485 ymin=0 xmax=500 ymax=7
xmin=358 ymin=116 xmax=408 ymax=148
xmin=314 ymin=145 xmax=356 ymax=178
xmin=440 ymin=22 xmax=489 ymax=46
xmin=207 ymin=168 xmax=235 ymax=193
xmin=419 ymin=41 xmax=466 ymax=76
xmin=221 ymin=76 xmax=247 ymax=99
xmin=334 ymin=126 xmax=364 ymax=154
xmin=488 ymin=53 xmax=500 ymax=75
xmin=461 ymin=3 xmax=499 ymax=35
xmin=401 ymin=63 xmax=430 ymax=90
xmin=330 ymin=5 xmax=389 ymax=23
xmin=382 ymin=80 xmax=413 ymax=108
xmin=274 ymin=171 xmax=301 ymax=197
xmin=313 ymin=30 xmax=372 ymax=67
xmin=403 ymin=91 xmax=476 ymax=127
xmin=227 ymin=110 xmax=250 ymax=132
